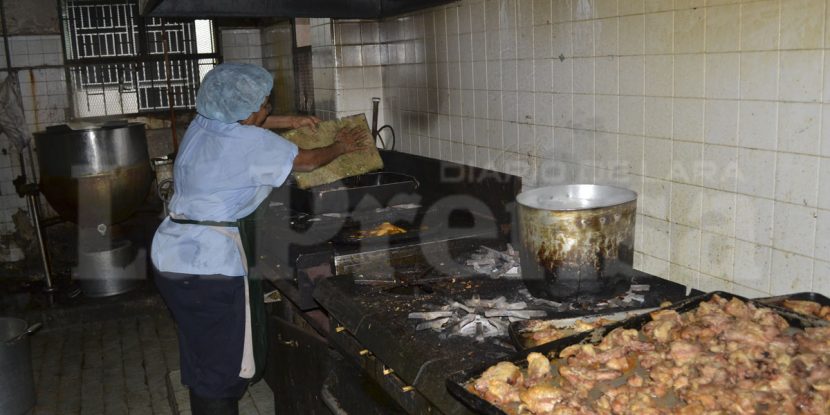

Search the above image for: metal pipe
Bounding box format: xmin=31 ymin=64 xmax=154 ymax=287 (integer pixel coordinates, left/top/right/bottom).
xmin=0 ymin=0 xmax=12 ymax=70
xmin=26 ymin=193 xmax=55 ymax=292
xmin=370 ymin=97 xmax=395 ymax=150
xmin=161 ymin=21 xmax=179 ymax=151
xmin=371 ymin=97 xmax=380 ymax=139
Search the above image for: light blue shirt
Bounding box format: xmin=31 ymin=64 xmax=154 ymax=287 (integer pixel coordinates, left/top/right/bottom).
xmin=151 ymin=115 xmax=298 ymax=277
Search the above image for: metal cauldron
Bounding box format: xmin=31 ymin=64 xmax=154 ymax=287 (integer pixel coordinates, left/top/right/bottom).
xmin=34 ymin=122 xmax=152 ymax=227
xmin=517 ymin=184 xmax=637 ymax=300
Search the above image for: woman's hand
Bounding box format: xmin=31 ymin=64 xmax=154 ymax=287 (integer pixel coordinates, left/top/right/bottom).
xmin=293 ymin=127 xmax=372 ymax=172
xmin=333 ymin=126 xmax=372 ymax=155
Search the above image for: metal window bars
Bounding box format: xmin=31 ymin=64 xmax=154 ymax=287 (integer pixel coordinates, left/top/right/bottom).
xmin=60 ymin=0 xmax=220 ymax=117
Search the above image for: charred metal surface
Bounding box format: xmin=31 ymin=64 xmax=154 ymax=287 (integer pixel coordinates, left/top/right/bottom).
xmin=313 ymin=271 xmax=692 ymax=414
xmin=253 ymin=150 xmax=521 ymax=310
xmin=519 ymin=200 xmax=637 ymax=300
xmin=256 ymin=151 xmax=525 ymax=413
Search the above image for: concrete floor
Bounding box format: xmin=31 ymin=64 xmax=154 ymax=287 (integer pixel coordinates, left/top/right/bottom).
xmin=22 ymin=296 xmax=273 ymax=415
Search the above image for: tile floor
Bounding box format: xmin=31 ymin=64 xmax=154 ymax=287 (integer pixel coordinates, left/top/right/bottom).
xmin=27 ymin=313 xmax=273 ymax=415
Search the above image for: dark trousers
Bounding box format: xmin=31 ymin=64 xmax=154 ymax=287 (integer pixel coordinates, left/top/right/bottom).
xmin=154 ymin=269 xmax=250 ymax=412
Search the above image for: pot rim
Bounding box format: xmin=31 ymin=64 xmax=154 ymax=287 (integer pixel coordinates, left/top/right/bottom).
xmin=516 ymin=184 xmax=637 ymax=211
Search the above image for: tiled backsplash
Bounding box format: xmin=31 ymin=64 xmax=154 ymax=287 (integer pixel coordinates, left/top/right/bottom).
xmin=221 ymin=29 xmax=264 ymax=66
xmin=364 ymin=0 xmax=830 ymax=297
xmin=310 ymin=18 xmax=386 ymax=126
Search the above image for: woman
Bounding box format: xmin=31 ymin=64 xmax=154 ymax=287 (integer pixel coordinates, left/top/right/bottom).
xmin=151 ymin=63 xmax=367 ymax=414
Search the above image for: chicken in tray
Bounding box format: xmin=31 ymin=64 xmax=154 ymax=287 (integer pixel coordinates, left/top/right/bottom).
xmin=467 ymin=295 xmax=830 ymax=415
xmin=522 ymin=318 xmax=615 ymax=348
xmin=353 ymin=221 xmax=407 ymax=238
xmin=780 ymin=299 xmax=830 ymax=322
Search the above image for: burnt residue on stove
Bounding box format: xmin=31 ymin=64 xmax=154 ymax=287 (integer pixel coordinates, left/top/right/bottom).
xmin=385 ymin=283 xmax=435 ymax=296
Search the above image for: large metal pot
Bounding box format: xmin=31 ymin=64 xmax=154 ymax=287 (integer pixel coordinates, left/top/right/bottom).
xmin=517 ymin=184 xmax=637 ymax=300
xmin=75 ymin=238 xmax=144 ymax=297
xmin=34 ymin=122 xmax=152 ymax=227
xmin=0 ymin=318 xmax=36 ymax=415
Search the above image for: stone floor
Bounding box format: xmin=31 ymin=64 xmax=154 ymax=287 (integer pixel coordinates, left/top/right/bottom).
xmin=27 ymin=313 xmax=274 ymax=415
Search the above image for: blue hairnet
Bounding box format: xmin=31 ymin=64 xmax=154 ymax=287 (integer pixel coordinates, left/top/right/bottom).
xmin=195 ymin=63 xmax=274 ymax=123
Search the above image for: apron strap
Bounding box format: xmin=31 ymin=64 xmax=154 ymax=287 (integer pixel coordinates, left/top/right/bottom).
xmin=169 ymin=217 xmax=237 ymax=227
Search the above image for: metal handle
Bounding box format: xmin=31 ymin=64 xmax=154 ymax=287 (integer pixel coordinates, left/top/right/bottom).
xmin=6 ymin=322 xmax=42 ymax=345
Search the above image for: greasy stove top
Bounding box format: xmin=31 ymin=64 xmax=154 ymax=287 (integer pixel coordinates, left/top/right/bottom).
xmin=313 ymin=271 xmax=693 ymax=414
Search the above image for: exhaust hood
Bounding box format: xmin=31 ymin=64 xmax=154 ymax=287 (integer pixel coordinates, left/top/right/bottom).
xmin=141 ymin=0 xmax=459 ymax=18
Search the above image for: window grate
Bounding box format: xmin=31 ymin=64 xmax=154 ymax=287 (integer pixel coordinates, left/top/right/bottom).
xmin=60 ymin=0 xmax=219 ymax=117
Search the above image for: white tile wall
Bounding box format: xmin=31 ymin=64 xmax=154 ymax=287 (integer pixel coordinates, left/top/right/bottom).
xmin=0 ymin=35 xmax=69 ymax=237
xmin=220 ymin=29 xmax=264 ymax=66
xmin=309 ymin=19 xmax=387 ymax=128
xmin=345 ymin=0 xmax=830 ymax=297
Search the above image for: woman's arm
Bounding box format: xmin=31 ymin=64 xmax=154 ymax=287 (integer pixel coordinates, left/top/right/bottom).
xmin=263 ymin=115 xmax=321 ymax=130
xmin=292 ymin=126 xmax=371 ymax=172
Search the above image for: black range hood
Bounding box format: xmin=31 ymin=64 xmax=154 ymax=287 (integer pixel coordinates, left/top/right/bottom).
xmin=141 ymin=0 xmax=459 ymax=18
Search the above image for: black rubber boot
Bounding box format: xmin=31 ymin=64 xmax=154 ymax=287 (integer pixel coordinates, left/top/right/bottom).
xmin=189 ymin=390 xmax=240 ymax=415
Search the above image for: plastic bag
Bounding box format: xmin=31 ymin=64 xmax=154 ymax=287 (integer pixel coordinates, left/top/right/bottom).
xmin=0 ymin=72 xmax=31 ymax=153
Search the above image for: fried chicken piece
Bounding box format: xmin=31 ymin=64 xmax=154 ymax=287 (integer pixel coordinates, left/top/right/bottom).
xmin=795 ymin=391 xmax=830 ymax=414
xmin=562 ymin=344 xmax=630 ymax=372
xmin=724 ymin=297 xmax=753 ymax=319
xmin=526 ymin=352 xmax=551 ymax=383
xmin=678 ymin=385 xmax=736 ymax=411
xmin=604 ymin=354 xmax=633 ymax=372
xmin=530 ymin=329 xmax=568 ymax=346
xmin=599 ymin=328 xmax=654 ymax=353
xmin=693 ymin=358 xmax=728 ymax=387
xmin=781 ymin=299 xmax=822 ymax=317
xmin=668 ymin=341 xmax=702 ymax=366
xmin=644 ymin=309 xmax=681 ymax=343
xmin=721 ymin=319 xmax=779 ymax=348
xmin=753 ymin=307 xmax=791 ymax=331
xmin=599 ymin=328 xmax=639 ymax=349
xmin=526 ymin=319 xmax=607 ymax=347
xmin=648 ymin=362 xmax=687 ymax=389
xmin=519 ymin=384 xmax=569 ymax=414
xmin=819 ymin=306 xmax=830 ymax=321
xmin=796 ymin=327 xmax=830 ymax=354
xmin=560 ymin=343 xmax=595 ymax=360
xmin=473 ymin=361 xmax=523 ymax=405
xmin=677 ymin=324 xmax=719 ymax=343
xmin=638 ymin=351 xmax=665 ymax=369
xmin=599 ymin=384 xmax=668 ymax=415
xmin=558 ymin=365 xmax=621 ymax=390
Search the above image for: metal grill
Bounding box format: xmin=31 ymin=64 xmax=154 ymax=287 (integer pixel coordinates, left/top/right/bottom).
xmin=60 ymin=0 xmax=219 ymax=117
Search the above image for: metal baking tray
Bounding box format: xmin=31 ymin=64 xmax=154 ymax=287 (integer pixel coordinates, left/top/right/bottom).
xmin=754 ymin=292 xmax=830 ymax=320
xmin=290 ymin=172 xmax=420 ymax=214
xmin=446 ymin=291 xmax=828 ymax=415
xmin=508 ymin=307 xmax=657 ymax=351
